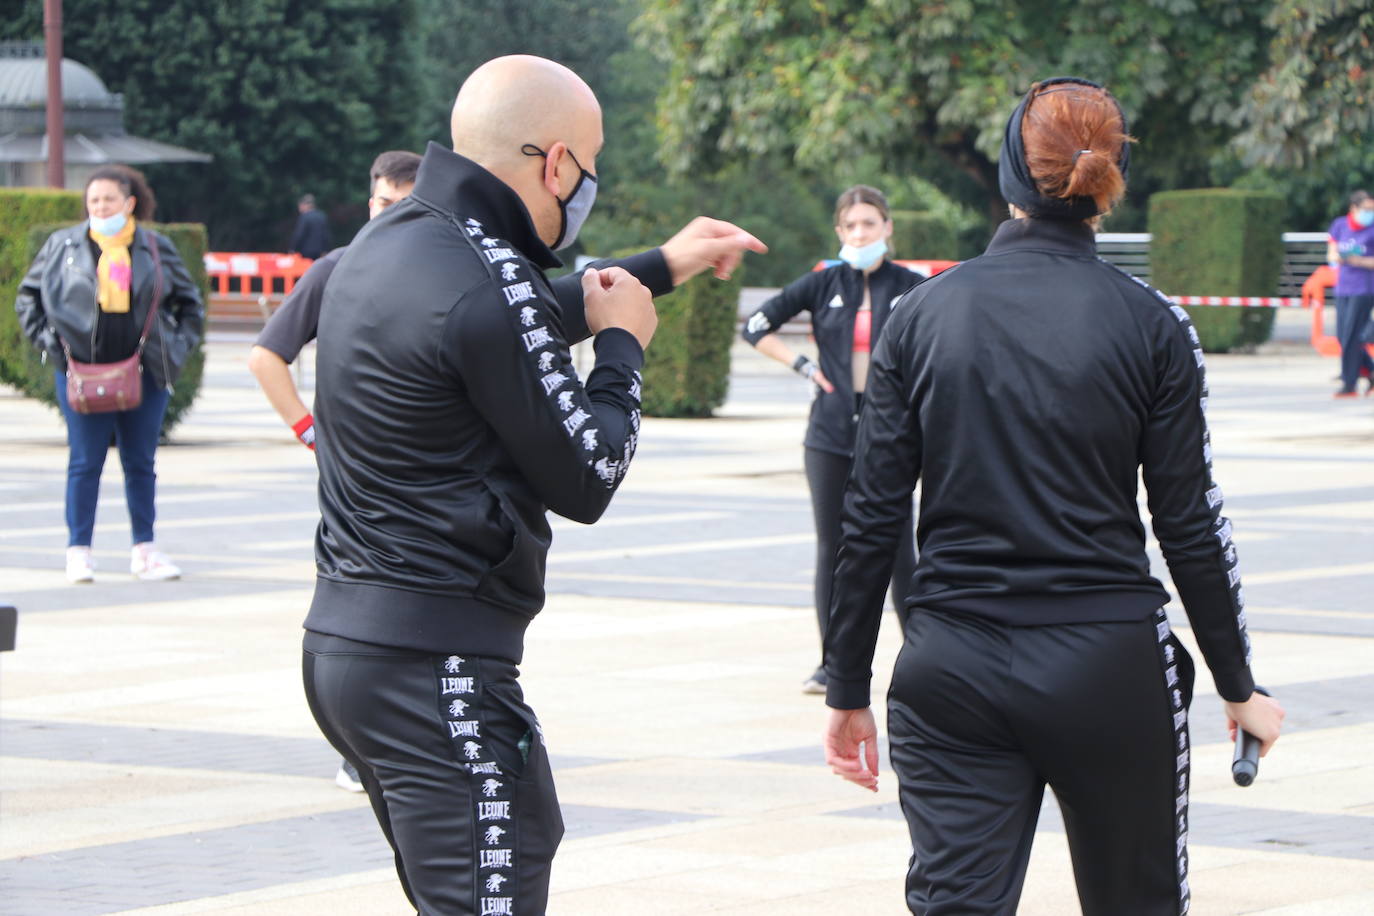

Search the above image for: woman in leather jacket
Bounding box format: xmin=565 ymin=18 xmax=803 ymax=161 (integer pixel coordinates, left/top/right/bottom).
xmin=741 ymin=185 xmax=920 ymax=694
xmin=15 ymin=164 xmax=204 ymax=583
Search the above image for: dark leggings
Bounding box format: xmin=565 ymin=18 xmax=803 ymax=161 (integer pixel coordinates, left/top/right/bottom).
xmin=805 ymin=447 xmax=916 ymax=652
xmin=888 ymin=608 xmax=1195 ymax=915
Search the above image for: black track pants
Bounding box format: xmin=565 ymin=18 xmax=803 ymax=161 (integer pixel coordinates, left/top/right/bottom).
xmin=303 ymin=632 xmax=563 ymax=916
xmin=805 ymin=446 xmax=917 ymax=641
xmin=887 ymin=608 xmax=1195 ymax=916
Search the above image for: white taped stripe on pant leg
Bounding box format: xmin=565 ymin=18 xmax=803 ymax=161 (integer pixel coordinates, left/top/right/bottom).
xmin=435 ymin=655 xmax=519 ymax=915
xmin=1152 ymin=609 xmax=1191 ymax=915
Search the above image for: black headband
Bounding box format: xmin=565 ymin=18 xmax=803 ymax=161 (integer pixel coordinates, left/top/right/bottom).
xmin=997 ymin=76 xmax=1130 ymax=221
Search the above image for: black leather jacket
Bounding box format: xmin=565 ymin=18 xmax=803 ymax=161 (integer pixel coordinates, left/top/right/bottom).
xmin=15 ymin=223 xmax=205 ymax=390
xmin=305 ymin=143 xmax=672 ymax=662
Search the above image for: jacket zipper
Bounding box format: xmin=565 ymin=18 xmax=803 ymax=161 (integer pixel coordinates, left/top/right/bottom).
xmin=83 ymin=238 xmax=99 ymax=361
xmin=151 ymin=237 xmax=174 ymax=392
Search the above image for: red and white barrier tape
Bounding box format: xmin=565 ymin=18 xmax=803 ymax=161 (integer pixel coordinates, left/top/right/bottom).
xmin=1170 ymin=295 xmax=1304 ymax=308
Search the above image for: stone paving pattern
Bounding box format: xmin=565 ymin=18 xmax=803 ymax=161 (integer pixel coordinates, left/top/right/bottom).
xmin=1 ymin=327 xmax=1372 ymax=914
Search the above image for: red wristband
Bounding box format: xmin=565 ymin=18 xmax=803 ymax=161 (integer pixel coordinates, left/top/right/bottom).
xmin=291 ymin=414 xmax=316 ymax=450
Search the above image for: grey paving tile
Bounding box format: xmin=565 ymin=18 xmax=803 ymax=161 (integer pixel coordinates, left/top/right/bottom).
xmin=0 ymin=719 xmax=613 ymax=777
xmin=5 ymin=578 xmax=308 ymax=616
xmin=830 ymin=798 xmax=1374 ymax=861
xmin=0 ymin=803 xmax=708 ymax=915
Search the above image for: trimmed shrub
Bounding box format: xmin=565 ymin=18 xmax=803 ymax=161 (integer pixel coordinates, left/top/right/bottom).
xmin=889 ymin=209 xmax=959 ymax=261
xmin=0 ymin=188 xmax=85 ymax=391
xmin=615 ymin=250 xmax=741 ymax=418
xmin=2 ymin=193 xmax=208 ymax=435
xmin=1148 ymin=189 xmax=1285 ymax=352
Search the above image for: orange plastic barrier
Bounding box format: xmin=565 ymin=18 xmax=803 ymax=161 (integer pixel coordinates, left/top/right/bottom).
xmin=1303 ymin=264 xmax=1374 ymax=359
xmin=203 ymin=252 xmax=314 ymax=300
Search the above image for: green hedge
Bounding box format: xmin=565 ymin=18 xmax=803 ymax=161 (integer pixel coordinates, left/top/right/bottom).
xmin=1148 ymin=189 xmax=1285 ymax=352
xmin=889 ymin=209 xmax=959 ymax=261
xmin=616 ymin=250 xmax=741 ymax=418
xmin=0 ymin=188 xmax=85 ymax=392
xmin=1 ymin=188 xmax=208 ymax=436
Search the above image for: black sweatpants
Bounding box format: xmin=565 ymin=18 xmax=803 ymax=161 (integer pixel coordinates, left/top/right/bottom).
xmin=806 ymin=446 xmax=917 ymax=643
xmin=303 ymin=632 xmax=563 ymax=916
xmin=887 ymin=608 xmax=1195 ymax=916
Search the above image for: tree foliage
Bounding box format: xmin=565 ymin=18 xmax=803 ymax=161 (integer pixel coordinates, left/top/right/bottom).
xmin=3 ymin=0 xmax=423 ymax=249
xmin=638 ymin=0 xmax=1276 ymax=227
xmin=1234 ymin=0 xmax=1374 ymax=168
xmin=412 ymin=0 xmax=634 ymax=148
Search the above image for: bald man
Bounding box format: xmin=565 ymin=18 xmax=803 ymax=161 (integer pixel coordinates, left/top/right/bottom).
xmin=301 ymin=56 xmax=765 ymax=915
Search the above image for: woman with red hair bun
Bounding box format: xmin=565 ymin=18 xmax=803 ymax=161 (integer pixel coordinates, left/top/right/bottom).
xmin=820 ymin=78 xmax=1285 ymax=914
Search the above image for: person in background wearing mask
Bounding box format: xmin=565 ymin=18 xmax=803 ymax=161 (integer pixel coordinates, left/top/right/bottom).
xmin=741 ymin=185 xmax=919 ymax=694
xmin=300 ymin=55 xmax=765 ymax=915
xmin=15 ymin=164 xmax=204 ymax=583
xmin=823 ymin=77 xmax=1283 ymax=915
xmin=1327 ymin=189 xmax=1374 ymax=398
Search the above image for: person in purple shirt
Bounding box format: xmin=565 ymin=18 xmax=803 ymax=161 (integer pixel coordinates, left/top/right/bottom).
xmin=1327 ymin=189 xmax=1374 ymax=397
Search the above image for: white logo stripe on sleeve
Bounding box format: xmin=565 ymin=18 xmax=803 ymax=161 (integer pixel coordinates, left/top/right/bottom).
xmin=455 ymin=217 xmax=636 ymax=491
xmin=1101 ymin=260 xmax=1251 ymax=665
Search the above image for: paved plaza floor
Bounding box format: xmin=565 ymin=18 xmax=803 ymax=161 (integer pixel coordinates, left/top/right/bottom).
xmin=1 ymin=332 xmax=1372 ymax=914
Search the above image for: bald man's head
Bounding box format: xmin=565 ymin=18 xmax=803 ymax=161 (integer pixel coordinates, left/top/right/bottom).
xmin=450 ymin=56 xmax=603 ymax=248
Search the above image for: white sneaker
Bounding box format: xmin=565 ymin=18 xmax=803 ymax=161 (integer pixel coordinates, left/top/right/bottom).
xmin=66 ymin=546 xmax=95 ymax=584
xmin=131 ymin=543 xmax=181 ymax=581
xmin=335 ymin=759 xmax=365 ymax=793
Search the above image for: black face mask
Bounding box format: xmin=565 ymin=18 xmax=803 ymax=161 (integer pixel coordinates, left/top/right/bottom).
xmin=997 ymin=76 xmax=1131 ymax=221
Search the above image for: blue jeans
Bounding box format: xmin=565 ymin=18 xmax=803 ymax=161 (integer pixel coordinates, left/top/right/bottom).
xmin=54 ymin=370 xmax=171 ymax=547
xmin=1335 ymin=294 xmax=1374 ymax=391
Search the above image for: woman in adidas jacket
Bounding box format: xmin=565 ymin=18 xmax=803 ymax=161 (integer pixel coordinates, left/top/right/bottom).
xmin=741 ymin=185 xmax=920 ymax=694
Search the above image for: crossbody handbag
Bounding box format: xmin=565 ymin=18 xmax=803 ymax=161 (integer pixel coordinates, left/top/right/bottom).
xmin=61 ymin=232 xmax=163 ymax=414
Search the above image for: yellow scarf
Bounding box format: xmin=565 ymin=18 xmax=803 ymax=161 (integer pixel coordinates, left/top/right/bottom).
xmin=90 ymin=217 xmax=137 ymax=314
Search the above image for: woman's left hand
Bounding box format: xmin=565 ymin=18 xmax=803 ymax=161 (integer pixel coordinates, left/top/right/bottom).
xmin=825 ymin=706 xmax=880 ymax=792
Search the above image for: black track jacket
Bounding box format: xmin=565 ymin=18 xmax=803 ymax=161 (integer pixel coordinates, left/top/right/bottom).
xmin=742 ymin=260 xmax=921 ymax=456
xmin=305 ymin=143 xmax=670 ymax=662
xmin=824 ymin=218 xmax=1255 ymax=707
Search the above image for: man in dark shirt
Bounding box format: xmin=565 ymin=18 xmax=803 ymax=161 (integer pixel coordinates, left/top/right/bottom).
xmin=251 ymin=152 xmax=422 ymax=449
xmin=288 ymin=194 xmax=330 ymax=259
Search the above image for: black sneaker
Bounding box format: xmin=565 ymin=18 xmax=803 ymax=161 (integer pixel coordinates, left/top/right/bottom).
xmin=335 ymin=758 xmax=365 ymax=793
xmin=801 ymin=667 xmax=827 ymax=695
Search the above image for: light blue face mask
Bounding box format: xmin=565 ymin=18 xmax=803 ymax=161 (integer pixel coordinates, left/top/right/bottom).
xmin=1355 ymin=209 xmax=1374 ymax=228
xmin=88 ymin=211 xmax=128 ymax=236
xmin=522 ymin=143 xmax=598 ymax=250
xmin=838 ymin=238 xmax=887 ymax=271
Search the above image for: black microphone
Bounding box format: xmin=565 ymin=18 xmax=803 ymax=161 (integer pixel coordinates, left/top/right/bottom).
xmin=1231 ymin=686 xmax=1270 ymax=787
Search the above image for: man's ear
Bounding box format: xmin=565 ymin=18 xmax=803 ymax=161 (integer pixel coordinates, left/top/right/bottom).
xmin=542 ymin=141 xmax=569 ymax=198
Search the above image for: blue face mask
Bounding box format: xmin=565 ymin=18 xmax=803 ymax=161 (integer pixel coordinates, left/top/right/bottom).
xmin=838 ymin=239 xmax=887 ymax=271
xmin=523 ymin=143 xmax=598 ymax=250
xmin=88 ymin=211 xmax=128 ymax=236
xmin=1355 ymin=209 xmax=1374 ymax=228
